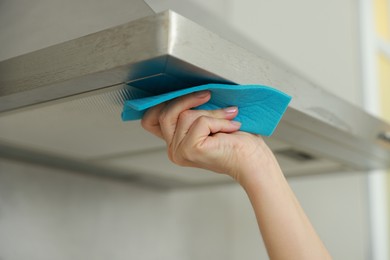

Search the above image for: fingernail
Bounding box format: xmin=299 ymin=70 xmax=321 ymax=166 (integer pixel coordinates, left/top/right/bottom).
xmin=231 ymin=121 xmax=241 ymax=127
xmin=194 ymin=91 xmax=209 ymax=98
xmin=224 ymin=106 xmax=238 ymax=114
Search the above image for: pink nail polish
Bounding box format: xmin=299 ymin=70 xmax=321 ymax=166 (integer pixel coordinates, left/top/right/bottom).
xmin=224 ymin=107 xmax=238 ymax=113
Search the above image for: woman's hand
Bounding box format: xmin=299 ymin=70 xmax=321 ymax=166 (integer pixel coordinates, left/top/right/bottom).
xmin=141 ymin=90 xmax=278 ymax=185
xmin=140 ymin=90 xmax=332 ymax=259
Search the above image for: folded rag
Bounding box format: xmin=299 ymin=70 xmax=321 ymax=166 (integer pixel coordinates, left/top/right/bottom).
xmin=122 ymin=83 xmax=291 ymax=136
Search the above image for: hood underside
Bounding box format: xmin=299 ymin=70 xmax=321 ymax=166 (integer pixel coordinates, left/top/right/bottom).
xmin=1 ymin=10 xmax=390 ymax=188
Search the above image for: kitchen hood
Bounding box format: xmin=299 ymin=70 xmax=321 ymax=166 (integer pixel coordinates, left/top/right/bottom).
xmin=1 ymin=10 xmax=390 ymax=188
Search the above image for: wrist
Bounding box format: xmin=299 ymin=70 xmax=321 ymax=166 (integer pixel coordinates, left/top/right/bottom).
xmin=235 ymin=150 xmax=284 ymax=191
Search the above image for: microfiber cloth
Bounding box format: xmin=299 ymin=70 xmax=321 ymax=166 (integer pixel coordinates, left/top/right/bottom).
xmin=122 ymin=84 xmax=291 ymax=136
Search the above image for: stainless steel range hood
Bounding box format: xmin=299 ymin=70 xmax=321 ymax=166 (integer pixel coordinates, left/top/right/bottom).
xmin=1 ymin=10 xmax=390 ymax=188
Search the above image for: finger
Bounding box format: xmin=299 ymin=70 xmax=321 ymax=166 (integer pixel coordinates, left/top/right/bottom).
xmin=185 ymin=116 xmax=241 ymax=148
xmin=141 ymin=102 xmax=166 ymax=138
xmin=172 ymin=107 xmax=238 ymax=149
xmin=159 ymin=91 xmax=211 ymax=144
xmin=173 ymin=116 xmax=241 ymax=168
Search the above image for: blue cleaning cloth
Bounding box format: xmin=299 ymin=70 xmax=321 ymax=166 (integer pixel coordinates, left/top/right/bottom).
xmin=122 ymin=84 xmax=291 ymax=136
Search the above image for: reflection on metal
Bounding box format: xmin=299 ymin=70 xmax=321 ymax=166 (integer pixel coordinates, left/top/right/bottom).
xmin=0 ymin=10 xmax=390 ymax=188
xmin=276 ymin=149 xmax=316 ymax=162
xmin=378 ymin=132 xmax=390 ymax=143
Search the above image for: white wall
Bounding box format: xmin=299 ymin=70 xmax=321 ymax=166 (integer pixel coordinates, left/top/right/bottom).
xmin=172 ymin=173 xmax=370 ymax=260
xmin=0 ymin=159 xmax=370 ymax=260
xmin=0 ymin=159 xmax=181 ymax=260
xmin=0 ymin=0 xmax=370 ymax=259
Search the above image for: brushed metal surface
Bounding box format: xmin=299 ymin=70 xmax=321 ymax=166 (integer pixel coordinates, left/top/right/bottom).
xmin=0 ymin=81 xmax=344 ymax=186
xmin=0 ymin=10 xmax=389 ymax=187
xmin=0 ymin=12 xmax=167 ymax=111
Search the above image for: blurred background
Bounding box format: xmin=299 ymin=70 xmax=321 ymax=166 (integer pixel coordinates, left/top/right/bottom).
xmin=0 ymin=0 xmax=389 ymax=259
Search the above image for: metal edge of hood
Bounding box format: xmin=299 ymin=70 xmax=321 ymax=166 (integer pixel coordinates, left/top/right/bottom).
xmin=0 ymin=10 xmax=390 ymax=180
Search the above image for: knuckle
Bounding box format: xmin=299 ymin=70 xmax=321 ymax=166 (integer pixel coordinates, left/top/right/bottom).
xmin=167 ymin=148 xmax=176 ymax=163
xmin=168 ymin=148 xmax=186 ymax=166
xmin=158 ymin=110 xmax=168 ymax=125
xmin=178 ymin=110 xmax=192 ymax=121
xmin=193 ymin=142 xmax=206 ymax=155
xmin=195 ymin=115 xmax=212 ymax=126
xmin=140 ymin=117 xmax=150 ymax=130
xmin=182 ymin=141 xmax=203 ymax=162
xmin=167 ymin=146 xmax=177 ymax=162
xmin=178 ymin=110 xmax=197 ymax=125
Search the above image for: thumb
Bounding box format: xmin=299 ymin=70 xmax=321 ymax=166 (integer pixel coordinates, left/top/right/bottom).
xmin=186 ymin=116 xmax=241 ymax=146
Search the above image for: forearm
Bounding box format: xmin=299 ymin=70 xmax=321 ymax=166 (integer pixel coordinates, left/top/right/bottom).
xmin=239 ymin=156 xmax=332 ymax=260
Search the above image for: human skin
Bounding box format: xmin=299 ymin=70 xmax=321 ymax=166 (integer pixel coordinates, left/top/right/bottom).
xmin=141 ymin=90 xmax=332 ymax=260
